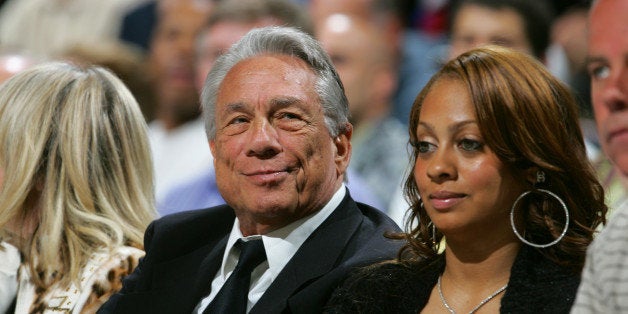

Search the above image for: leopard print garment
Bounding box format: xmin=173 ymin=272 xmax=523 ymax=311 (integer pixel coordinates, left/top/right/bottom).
xmin=20 ymin=246 xmax=143 ymax=314
xmin=76 ymin=252 xmax=141 ymax=314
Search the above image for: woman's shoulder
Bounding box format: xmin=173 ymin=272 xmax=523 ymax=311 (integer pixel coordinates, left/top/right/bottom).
xmin=77 ymin=245 xmax=144 ymax=312
xmin=21 ymin=245 xmax=144 ymax=313
xmin=503 ymin=246 xmax=581 ymax=313
xmin=325 ymin=260 xmax=432 ymax=314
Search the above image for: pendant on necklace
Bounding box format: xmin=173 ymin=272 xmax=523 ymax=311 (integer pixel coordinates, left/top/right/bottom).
xmin=437 ymin=275 xmax=508 ymax=314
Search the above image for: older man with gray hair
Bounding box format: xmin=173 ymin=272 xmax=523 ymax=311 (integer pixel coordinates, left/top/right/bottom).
xmin=99 ymin=26 xmax=401 ymax=314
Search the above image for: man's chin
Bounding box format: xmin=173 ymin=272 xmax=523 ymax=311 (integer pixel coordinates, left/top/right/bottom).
xmin=237 ymin=206 xmax=299 ymax=235
xmin=613 ymin=154 xmax=628 ymax=177
xmin=616 ymin=156 xmax=628 ymax=178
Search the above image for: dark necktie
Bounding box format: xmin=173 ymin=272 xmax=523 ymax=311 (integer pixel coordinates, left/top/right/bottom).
xmin=203 ymin=238 xmax=266 ymax=314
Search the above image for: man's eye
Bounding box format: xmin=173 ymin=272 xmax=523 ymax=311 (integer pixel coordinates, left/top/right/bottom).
xmin=589 ymin=65 xmax=610 ymax=80
xmin=229 ymin=116 xmax=248 ymax=125
xmin=459 ymin=139 xmax=482 ymax=151
xmin=275 ymin=112 xmax=307 ymax=131
xmin=279 ymin=112 xmax=299 ymax=120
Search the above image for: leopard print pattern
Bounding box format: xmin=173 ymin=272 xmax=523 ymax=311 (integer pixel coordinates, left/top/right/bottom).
xmin=25 ymin=247 xmax=143 ymax=314
xmin=79 ymin=254 xmax=140 ymax=314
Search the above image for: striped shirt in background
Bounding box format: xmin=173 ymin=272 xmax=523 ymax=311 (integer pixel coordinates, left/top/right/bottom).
xmin=571 ymin=199 xmax=628 ymax=314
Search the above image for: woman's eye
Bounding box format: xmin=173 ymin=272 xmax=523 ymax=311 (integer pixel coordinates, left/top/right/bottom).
xmin=416 ymin=141 xmax=435 ymax=154
xmin=459 ymin=139 xmax=482 ymax=151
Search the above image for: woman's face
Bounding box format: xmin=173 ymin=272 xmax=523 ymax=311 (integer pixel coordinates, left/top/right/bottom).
xmin=413 ymin=78 xmax=526 ymax=240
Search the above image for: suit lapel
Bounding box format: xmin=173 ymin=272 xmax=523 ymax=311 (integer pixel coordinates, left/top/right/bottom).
xmin=251 ymin=194 xmax=363 ymax=313
xmin=191 ymin=235 xmax=229 ymax=303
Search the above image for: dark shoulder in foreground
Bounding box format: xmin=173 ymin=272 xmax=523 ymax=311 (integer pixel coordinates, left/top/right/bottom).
xmin=324 ymin=261 xmax=426 ymax=314
xmin=502 ymin=245 xmax=582 ymax=313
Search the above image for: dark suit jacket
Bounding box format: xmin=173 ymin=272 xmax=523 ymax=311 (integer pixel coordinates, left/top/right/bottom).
xmin=98 ymin=191 xmax=402 ymax=314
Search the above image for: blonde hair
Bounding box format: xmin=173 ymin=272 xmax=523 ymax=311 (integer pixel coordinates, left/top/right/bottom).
xmin=0 ymin=61 xmax=156 ymax=288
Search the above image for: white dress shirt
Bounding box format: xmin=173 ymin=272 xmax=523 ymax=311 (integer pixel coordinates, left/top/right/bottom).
xmin=194 ymin=185 xmax=346 ymax=313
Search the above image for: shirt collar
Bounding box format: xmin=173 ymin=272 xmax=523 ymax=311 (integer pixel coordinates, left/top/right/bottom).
xmin=220 ymin=184 xmax=346 ymax=280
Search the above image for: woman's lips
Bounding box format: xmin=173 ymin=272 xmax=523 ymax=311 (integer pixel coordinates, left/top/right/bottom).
xmin=428 ymin=191 xmax=466 ymax=210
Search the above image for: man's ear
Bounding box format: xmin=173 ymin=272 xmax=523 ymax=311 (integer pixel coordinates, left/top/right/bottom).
xmin=334 ymin=123 xmax=353 ymax=175
xmin=209 ymin=140 xmax=217 ymax=166
xmin=209 ymin=140 xmax=215 ymax=155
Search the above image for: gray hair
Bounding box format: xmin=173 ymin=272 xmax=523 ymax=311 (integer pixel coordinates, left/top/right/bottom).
xmin=201 ymin=26 xmax=349 ymax=139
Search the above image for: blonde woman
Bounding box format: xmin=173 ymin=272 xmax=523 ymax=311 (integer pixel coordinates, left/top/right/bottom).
xmin=0 ymin=61 xmax=156 ymax=313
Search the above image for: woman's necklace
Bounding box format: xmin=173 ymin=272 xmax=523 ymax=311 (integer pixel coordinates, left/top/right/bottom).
xmin=437 ymin=275 xmax=508 ymax=314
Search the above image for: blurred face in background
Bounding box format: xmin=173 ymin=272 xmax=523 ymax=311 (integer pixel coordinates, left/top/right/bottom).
xmin=195 ymin=18 xmax=278 ymax=91
xmin=317 ymin=14 xmax=395 ymax=126
xmin=449 ymin=4 xmax=532 ymax=60
xmin=149 ymin=1 xmax=211 ymax=128
xmin=588 ymin=0 xmax=628 ymax=175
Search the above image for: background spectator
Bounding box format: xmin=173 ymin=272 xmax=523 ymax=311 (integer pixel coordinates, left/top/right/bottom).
xmin=146 ymin=0 xmax=214 ymax=206
xmin=316 ymin=14 xmax=409 ymax=219
xmin=309 ymin=0 xmax=445 ymax=127
xmin=572 ymin=0 xmax=628 ymax=310
xmin=0 ymin=0 xmax=145 ymax=56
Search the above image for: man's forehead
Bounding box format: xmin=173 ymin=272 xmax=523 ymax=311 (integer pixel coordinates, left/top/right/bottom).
xmin=590 ymin=0 xmax=628 ymax=29
xmin=215 ymin=55 xmax=319 ymax=107
xmin=232 ymin=54 xmax=313 ymax=72
xmin=220 ymin=55 xmax=317 ymax=89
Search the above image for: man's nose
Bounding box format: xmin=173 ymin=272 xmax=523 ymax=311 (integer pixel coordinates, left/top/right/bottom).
xmin=602 ymin=65 xmax=628 ymax=112
xmin=245 ymin=119 xmax=281 ymax=159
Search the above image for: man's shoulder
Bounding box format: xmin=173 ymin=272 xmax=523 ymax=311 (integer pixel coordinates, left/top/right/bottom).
xmin=354 ymin=201 xmax=402 ymax=232
xmin=329 ymin=199 xmax=403 ymax=266
xmin=144 ymin=205 xmax=234 ymax=256
xmin=153 ymin=204 xmax=233 ymax=230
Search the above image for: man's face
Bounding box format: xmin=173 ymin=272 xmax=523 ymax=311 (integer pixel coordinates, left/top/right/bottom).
xmin=588 ymin=0 xmax=628 ymax=175
xmin=449 ymin=4 xmax=532 ymax=60
xmin=210 ymin=54 xmax=352 ymax=235
xmin=149 ymin=4 xmax=208 ymax=125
